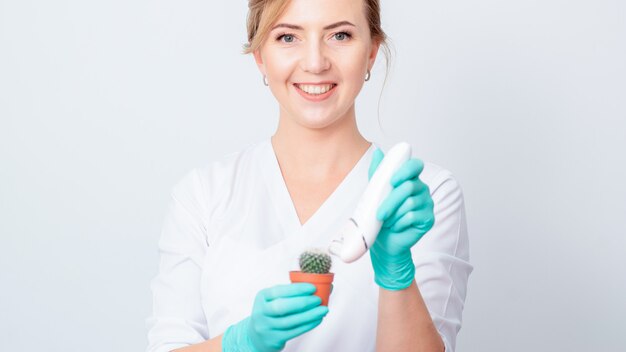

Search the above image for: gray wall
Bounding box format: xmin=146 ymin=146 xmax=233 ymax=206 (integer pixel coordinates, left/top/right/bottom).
xmin=1 ymin=0 xmax=624 ymax=351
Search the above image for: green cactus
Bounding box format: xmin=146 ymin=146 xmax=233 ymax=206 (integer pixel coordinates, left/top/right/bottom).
xmin=299 ymin=248 xmax=332 ymax=274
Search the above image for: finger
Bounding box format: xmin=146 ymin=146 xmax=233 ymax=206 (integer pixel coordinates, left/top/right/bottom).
xmin=368 ymin=148 xmax=384 ymax=181
xmin=390 ymin=159 xmax=424 ymax=187
xmin=263 ymin=295 xmax=322 ymax=317
xmin=267 ymin=305 xmax=329 ymax=331
xmin=382 ymin=226 xmax=429 ymax=248
xmin=262 ymin=283 xmax=316 ymax=302
xmin=387 ymin=184 xmax=433 ymax=223
xmin=279 ymin=318 xmax=325 ymax=342
xmin=385 ymin=195 xmax=423 ymax=225
xmin=390 ymin=208 xmax=434 ymax=232
xmin=376 ymin=180 xmax=426 ymax=221
xmin=390 ymin=210 xmax=428 ymax=232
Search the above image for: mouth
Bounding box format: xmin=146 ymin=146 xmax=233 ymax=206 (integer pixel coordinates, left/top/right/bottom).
xmin=294 ymin=83 xmax=337 ymax=95
xmin=293 ymin=83 xmax=338 ymax=101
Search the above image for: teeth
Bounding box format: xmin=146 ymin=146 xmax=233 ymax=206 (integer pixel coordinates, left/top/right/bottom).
xmin=296 ymin=84 xmax=335 ymax=95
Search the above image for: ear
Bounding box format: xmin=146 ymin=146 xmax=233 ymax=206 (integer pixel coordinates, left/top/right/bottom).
xmin=367 ymin=40 xmax=381 ymax=71
xmin=253 ymin=49 xmax=266 ymax=76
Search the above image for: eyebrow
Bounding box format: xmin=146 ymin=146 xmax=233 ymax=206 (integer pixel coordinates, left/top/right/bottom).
xmin=271 ymin=21 xmax=356 ymax=31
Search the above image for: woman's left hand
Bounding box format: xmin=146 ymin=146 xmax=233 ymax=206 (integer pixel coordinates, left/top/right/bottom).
xmin=368 ymin=148 xmax=435 ymax=290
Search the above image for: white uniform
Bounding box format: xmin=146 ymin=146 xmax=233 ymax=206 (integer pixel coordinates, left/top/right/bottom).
xmin=146 ymin=138 xmax=473 ymax=352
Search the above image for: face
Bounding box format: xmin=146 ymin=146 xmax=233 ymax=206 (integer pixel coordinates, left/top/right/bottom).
xmin=253 ymin=0 xmax=380 ymax=130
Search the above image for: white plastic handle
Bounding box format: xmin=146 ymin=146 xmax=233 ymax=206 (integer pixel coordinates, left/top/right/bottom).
xmin=328 ymin=142 xmax=412 ymax=263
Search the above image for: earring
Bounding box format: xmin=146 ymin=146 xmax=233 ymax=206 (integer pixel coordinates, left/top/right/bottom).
xmin=365 ymin=70 xmax=371 ymax=81
xmin=263 ymin=75 xmax=269 ymax=86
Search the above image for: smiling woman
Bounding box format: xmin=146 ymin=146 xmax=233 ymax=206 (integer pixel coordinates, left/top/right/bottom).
xmin=146 ymin=0 xmax=472 ymax=351
xmin=250 ymin=0 xmax=387 ymax=131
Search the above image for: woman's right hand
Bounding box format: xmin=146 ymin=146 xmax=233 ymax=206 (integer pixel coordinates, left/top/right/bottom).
xmin=222 ymin=283 xmax=329 ymax=352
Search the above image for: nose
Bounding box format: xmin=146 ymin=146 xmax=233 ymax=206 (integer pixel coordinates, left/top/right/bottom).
xmin=300 ymin=40 xmax=330 ymax=74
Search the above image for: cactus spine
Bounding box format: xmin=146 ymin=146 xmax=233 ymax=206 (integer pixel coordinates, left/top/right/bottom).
xmin=299 ymin=248 xmax=332 ymax=274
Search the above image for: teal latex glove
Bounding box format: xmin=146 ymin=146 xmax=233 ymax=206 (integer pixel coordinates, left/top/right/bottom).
xmin=222 ymin=283 xmax=329 ymax=352
xmin=368 ymin=148 xmax=435 ymax=290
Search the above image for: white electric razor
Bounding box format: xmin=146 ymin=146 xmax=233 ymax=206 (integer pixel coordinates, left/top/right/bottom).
xmin=328 ymin=142 xmax=412 ymax=263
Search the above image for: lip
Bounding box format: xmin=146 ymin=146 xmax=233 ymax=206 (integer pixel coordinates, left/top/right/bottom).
xmin=293 ymin=83 xmax=338 ymax=102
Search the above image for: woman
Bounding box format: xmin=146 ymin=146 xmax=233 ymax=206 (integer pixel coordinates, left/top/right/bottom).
xmin=146 ymin=0 xmax=472 ymax=351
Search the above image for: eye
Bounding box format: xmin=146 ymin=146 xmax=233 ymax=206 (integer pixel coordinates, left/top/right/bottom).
xmin=333 ymin=32 xmax=352 ymax=41
xmin=277 ymin=34 xmax=296 ymax=43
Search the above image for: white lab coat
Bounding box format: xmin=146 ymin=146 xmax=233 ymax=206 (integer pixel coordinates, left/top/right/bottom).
xmin=146 ymin=138 xmax=473 ymax=352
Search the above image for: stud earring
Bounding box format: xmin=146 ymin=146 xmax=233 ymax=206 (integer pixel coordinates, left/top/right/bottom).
xmin=365 ymin=70 xmax=371 ymax=81
xmin=263 ymin=75 xmax=269 ymax=86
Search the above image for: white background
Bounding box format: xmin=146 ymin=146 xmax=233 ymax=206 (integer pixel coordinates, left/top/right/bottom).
xmin=1 ymin=0 xmax=625 ymax=351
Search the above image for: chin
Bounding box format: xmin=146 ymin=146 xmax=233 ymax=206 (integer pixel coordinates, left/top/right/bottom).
xmin=292 ymin=111 xmax=345 ymax=129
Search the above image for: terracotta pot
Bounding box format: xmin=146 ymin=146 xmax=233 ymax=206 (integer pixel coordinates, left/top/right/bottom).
xmin=289 ymin=271 xmax=334 ymax=306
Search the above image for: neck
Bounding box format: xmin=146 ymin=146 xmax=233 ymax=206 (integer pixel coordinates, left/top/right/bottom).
xmin=271 ymin=106 xmax=371 ymax=182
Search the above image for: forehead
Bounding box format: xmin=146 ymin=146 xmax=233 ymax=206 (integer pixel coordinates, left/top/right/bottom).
xmin=277 ymin=0 xmax=367 ymax=26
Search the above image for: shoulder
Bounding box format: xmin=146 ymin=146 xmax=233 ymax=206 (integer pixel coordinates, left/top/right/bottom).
xmin=420 ymin=161 xmax=465 ymax=207
xmin=370 ymin=141 xmax=463 ymax=198
xmin=169 ymin=138 xmax=267 ymax=225
xmin=193 ymin=139 xmax=262 ymax=191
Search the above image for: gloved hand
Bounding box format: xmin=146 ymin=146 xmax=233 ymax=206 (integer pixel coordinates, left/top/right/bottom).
xmin=368 ymin=148 xmax=435 ymax=290
xmin=222 ymin=283 xmax=329 ymax=352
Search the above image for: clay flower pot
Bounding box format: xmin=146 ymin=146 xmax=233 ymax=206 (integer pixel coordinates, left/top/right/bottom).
xmin=289 ymin=270 xmax=334 ymax=306
xmin=290 ymin=248 xmax=335 ymax=306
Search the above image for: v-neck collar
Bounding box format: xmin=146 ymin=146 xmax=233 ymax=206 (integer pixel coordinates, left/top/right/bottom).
xmin=260 ymin=138 xmax=375 ymax=238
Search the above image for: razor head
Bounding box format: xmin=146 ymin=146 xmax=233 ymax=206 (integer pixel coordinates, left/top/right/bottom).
xmin=328 ymin=219 xmax=368 ymax=263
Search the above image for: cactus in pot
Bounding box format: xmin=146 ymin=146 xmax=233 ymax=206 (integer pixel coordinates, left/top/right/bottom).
xmin=299 ymin=248 xmax=332 ymax=274
xmin=290 ymin=248 xmax=335 ymax=306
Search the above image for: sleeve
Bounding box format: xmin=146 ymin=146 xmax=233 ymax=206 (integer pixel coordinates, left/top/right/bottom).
xmin=411 ymin=170 xmax=473 ymax=352
xmin=146 ymin=168 xmax=211 ymax=352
